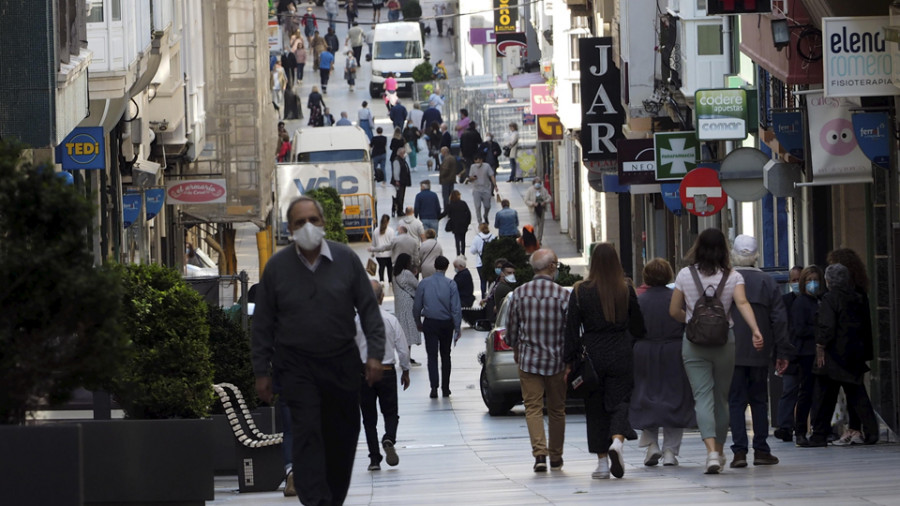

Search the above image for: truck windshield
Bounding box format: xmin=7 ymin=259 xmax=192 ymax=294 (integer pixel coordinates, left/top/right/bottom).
xmin=374 ymin=40 xmax=422 ymax=59
xmin=296 ymin=149 xmax=369 ymax=163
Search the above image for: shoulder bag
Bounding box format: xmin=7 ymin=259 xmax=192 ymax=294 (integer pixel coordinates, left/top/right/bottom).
xmin=568 ymin=284 xmax=599 ymax=397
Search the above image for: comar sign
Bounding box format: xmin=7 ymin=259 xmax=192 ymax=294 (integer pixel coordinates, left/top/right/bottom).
xmin=55 ymin=127 xmax=106 ymax=170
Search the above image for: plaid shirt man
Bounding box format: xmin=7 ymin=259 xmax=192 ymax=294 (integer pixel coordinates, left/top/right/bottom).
xmin=506 ymin=275 xmax=570 ymax=376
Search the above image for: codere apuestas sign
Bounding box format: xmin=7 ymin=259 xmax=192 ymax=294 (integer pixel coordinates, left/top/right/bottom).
xmin=695 ymin=89 xmax=748 ymax=141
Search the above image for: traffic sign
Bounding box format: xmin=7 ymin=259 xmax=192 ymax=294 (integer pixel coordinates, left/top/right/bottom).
xmin=679 ymin=167 xmax=728 ymax=217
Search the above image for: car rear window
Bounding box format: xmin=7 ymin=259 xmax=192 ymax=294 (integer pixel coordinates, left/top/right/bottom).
xmin=296 ymin=149 xmax=368 ymax=163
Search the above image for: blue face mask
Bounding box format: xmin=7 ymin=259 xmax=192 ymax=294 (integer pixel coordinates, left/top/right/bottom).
xmin=789 ymin=282 xmax=800 ymax=295
xmin=494 ymin=267 xmax=502 ymax=275
xmin=806 ymin=280 xmax=819 ymax=294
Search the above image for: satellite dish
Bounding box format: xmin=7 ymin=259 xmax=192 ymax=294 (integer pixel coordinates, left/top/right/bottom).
xmin=718 ymin=147 xmax=769 ymax=201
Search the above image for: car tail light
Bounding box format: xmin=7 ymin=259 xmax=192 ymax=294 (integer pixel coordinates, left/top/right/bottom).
xmin=492 ymin=329 xmax=512 ymax=352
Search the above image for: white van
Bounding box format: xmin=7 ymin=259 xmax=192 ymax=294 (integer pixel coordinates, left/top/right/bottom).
xmin=369 ymin=22 xmax=425 ymax=98
xmin=276 ymin=126 xmax=375 ymax=240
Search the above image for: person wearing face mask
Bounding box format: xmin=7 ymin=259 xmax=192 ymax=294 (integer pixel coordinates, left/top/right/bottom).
xmin=781 ymin=265 xmax=824 ymax=446
xmin=492 ymin=261 xmax=518 ymax=317
xmin=252 ymin=196 xmax=386 ymax=506
xmin=781 ymin=266 xmax=803 ymax=318
xmin=524 ymin=178 xmax=552 ymax=243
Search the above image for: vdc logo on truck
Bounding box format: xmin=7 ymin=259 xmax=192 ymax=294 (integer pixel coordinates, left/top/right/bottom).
xmin=295 ymin=170 xmax=359 ymax=194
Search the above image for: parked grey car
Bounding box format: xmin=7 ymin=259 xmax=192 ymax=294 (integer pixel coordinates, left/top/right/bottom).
xmin=476 ymin=294 xmax=521 ymax=415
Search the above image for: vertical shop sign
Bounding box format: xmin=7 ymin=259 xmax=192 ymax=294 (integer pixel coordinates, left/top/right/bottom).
xmin=771 ymin=112 xmax=805 ymax=160
xmin=852 ymin=111 xmax=891 ymax=168
xmin=494 ymin=0 xmax=518 ymax=33
xmin=805 ymin=91 xmax=873 ymax=185
xmin=579 ymin=37 xmax=625 ymax=162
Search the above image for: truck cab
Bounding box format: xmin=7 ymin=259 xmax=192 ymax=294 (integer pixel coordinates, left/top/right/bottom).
xmin=369 ymin=22 xmax=424 ymax=98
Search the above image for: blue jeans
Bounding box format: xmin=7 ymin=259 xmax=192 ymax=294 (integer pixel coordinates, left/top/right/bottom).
xmin=373 ymin=154 xmax=387 ymax=181
xmin=388 ymin=9 xmax=400 ymax=22
xmin=421 ymin=218 xmax=439 ymax=237
xmin=327 ymin=12 xmax=336 ymax=30
xmin=360 ymin=120 xmax=373 ymax=140
xmin=729 ymin=365 xmax=771 ymax=454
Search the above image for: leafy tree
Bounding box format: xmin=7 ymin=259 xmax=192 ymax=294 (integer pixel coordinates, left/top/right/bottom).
xmin=305 ymin=186 xmax=348 ymax=243
xmin=111 ymin=263 xmax=214 ymax=419
xmin=413 ymin=62 xmax=434 ymax=82
xmin=0 ymin=140 xmax=127 ymax=425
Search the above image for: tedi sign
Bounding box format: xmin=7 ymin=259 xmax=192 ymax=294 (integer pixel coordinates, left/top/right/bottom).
xmin=579 ymin=37 xmax=625 ymax=162
xmin=823 ymin=16 xmax=897 ymax=97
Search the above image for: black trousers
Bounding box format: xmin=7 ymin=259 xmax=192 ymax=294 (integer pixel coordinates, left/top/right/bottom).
xmin=360 ymin=366 xmax=399 ymax=464
xmin=320 ymin=68 xmax=330 ymax=92
xmin=453 ymin=231 xmax=465 ymax=256
xmin=376 ymin=257 xmax=393 ymax=283
xmin=728 ymin=365 xmax=771 ymax=453
xmin=810 ymin=374 xmax=878 ymax=442
xmin=423 ymin=317 xmax=453 ymax=391
xmin=584 ymin=336 xmax=636 ymax=454
xmin=777 ymin=355 xmax=815 ymax=435
xmin=436 ymin=18 xmax=444 ymax=35
xmin=395 ymin=185 xmax=407 ymax=212
xmin=352 ymin=45 xmax=363 ymax=66
xmin=276 ymin=347 xmax=361 ymax=506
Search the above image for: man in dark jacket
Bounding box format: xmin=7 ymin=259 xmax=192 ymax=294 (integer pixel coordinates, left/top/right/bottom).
xmin=389 ymin=100 xmax=408 ymax=131
xmin=413 ymin=180 xmax=442 ymax=236
xmin=727 ymin=235 xmax=794 ymax=468
xmin=324 ymin=27 xmax=340 ymax=54
xmin=421 ymin=105 xmax=443 ymax=132
xmin=438 ymin=146 xmax=457 ymax=209
xmin=459 ymin=122 xmax=483 ymax=172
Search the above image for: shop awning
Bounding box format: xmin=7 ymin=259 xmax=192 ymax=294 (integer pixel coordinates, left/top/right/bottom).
xmin=507 ymin=72 xmax=545 ymax=89
xmin=78 ymin=97 xmax=128 ymax=134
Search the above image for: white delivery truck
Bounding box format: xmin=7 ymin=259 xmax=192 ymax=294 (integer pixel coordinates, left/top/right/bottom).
xmin=369 ymin=21 xmax=425 ymax=98
xmin=276 ymin=126 xmax=375 ymax=240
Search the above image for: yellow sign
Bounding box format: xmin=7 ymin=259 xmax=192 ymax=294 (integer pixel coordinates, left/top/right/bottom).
xmin=345 ymin=205 xmax=361 ymax=215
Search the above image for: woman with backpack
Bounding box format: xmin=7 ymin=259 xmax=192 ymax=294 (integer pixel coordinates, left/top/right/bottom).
xmin=469 ymin=223 xmax=495 ymax=299
xmin=668 ymin=228 xmax=762 ymax=475
xmin=563 ymin=243 xmax=645 ymax=480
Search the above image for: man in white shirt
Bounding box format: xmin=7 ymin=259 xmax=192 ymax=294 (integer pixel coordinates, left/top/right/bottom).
xmin=356 ymin=280 xmax=411 ymax=471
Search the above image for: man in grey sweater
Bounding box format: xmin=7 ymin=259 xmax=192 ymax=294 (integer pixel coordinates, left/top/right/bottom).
xmin=253 ymin=195 xmax=386 ymax=506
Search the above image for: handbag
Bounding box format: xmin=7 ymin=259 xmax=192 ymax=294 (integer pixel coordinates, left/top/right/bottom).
xmin=444 ymin=219 xmax=453 ymax=232
xmin=568 ymin=285 xmax=599 ymax=397
xmin=502 ymin=146 xmax=511 ymax=157
xmin=366 ymin=257 xmax=378 ymax=276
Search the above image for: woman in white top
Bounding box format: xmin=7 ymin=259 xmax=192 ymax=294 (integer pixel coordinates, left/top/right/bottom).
xmin=668 ymin=228 xmax=763 ymax=475
xmin=468 ymin=222 xmax=495 ymax=298
xmin=372 ymin=214 xmax=395 ymax=282
xmin=504 ymin=123 xmax=520 ymax=182
xmin=417 ymin=229 xmax=443 ymax=279
xmin=358 ymin=101 xmax=374 ymax=140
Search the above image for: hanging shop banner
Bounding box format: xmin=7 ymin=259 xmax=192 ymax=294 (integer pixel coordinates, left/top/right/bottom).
xmin=55 ymin=127 xmax=106 ymax=170
xmin=579 ymin=37 xmax=625 ymax=163
xmin=852 ymin=111 xmax=891 ymax=168
xmin=523 ymin=113 xmax=536 ymax=126
xmin=695 ymin=89 xmax=748 ymax=140
xmin=123 ymin=193 xmax=141 ymax=229
xmin=654 ymin=131 xmax=699 ymax=181
xmin=145 ymin=188 xmax=166 ymax=221
xmin=660 ymin=183 xmax=683 ymax=216
xmin=166 ymin=179 xmax=228 ymax=204
xmin=771 ymin=112 xmax=805 ymax=160
xmin=806 ymin=91 xmax=873 ymax=185
xmin=494 ymin=0 xmax=518 ymax=33
xmin=617 ymin=138 xmax=656 ymax=185
xmin=496 ymin=32 xmax=526 ymax=58
xmin=469 ymin=28 xmax=496 ymax=45
xmin=531 ymin=84 xmax=556 ymax=115
xmin=823 ymin=17 xmax=897 ymax=98
xmin=537 ymin=115 xmax=564 ymax=140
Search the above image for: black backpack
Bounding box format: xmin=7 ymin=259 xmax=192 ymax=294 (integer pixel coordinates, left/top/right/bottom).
xmin=685 ymin=266 xmax=730 ymax=346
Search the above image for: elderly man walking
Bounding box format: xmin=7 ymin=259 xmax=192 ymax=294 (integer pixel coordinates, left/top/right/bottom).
xmin=413 ymin=256 xmax=462 ymax=399
xmin=505 ymin=249 xmax=571 ymax=472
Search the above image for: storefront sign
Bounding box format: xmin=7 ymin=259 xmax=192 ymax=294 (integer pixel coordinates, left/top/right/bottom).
xmin=602 ymin=174 xmax=629 ymax=193
xmin=616 ymin=139 xmax=656 ymax=185
xmin=496 ymin=32 xmax=526 ymax=58
xmin=771 ymin=112 xmax=805 ymax=160
xmin=530 ymin=84 xmax=556 ymax=115
xmin=695 ymin=89 xmax=748 ymax=140
xmin=852 ymin=111 xmax=891 ymax=168
xmin=661 ymin=183 xmax=683 ymax=216
xmin=166 ymin=179 xmax=227 ymax=205
xmin=579 ymin=38 xmax=625 ymax=162
xmin=55 ymin=127 xmax=106 ymax=170
xmin=145 ymin=188 xmax=166 ymax=221
xmin=523 ymin=113 xmax=536 ymax=126
xmin=123 ymin=193 xmax=141 ymax=229
xmin=805 ymin=91 xmax=873 ymax=185
xmin=469 ymin=28 xmax=496 ymax=45
xmin=654 ymin=131 xmax=699 ymax=181
xmin=823 ymin=17 xmax=897 ymax=97
xmin=679 ymin=167 xmax=727 ymax=217
xmin=537 ymin=115 xmax=564 ymax=140
xmin=494 ymin=0 xmax=518 ymax=33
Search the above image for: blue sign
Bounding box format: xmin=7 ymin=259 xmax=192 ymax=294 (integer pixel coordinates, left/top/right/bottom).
xmin=852 ymin=112 xmax=890 ymax=168
xmin=771 ymin=112 xmax=804 ymax=160
xmin=145 ymin=189 xmax=165 ymax=221
xmin=55 ymin=127 xmax=106 ymax=170
xmin=601 ymin=173 xmax=629 ymax=193
xmin=123 ymin=193 xmax=141 ymax=228
xmin=661 ymin=183 xmax=682 ymax=216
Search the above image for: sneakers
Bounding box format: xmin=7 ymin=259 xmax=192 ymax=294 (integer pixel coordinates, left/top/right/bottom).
xmin=608 ymin=438 xmax=625 ymax=478
xmin=644 ymin=443 xmax=661 ymax=466
xmin=662 ymin=449 xmax=678 ymax=466
xmin=410 ymin=358 xmax=422 ymax=367
xmin=705 ymin=451 xmax=722 ymax=474
xmin=284 ymin=471 xmax=297 ymax=496
xmin=730 ymin=451 xmax=748 ymax=468
xmin=383 ymin=440 xmax=399 ymax=466
xmin=591 ymin=457 xmax=610 ymax=479
xmin=753 ymin=451 xmax=779 ymax=465
xmin=832 ymin=429 xmax=861 ymax=446
xmin=550 ymin=457 xmax=564 ymax=470
xmin=773 ymin=428 xmax=793 ymax=442
xmin=367 ymin=461 xmax=381 ymax=471
xmin=533 ymin=455 xmax=547 ymax=472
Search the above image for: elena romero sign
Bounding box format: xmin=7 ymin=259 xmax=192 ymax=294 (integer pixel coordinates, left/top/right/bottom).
xmin=823 ymin=16 xmax=897 ymax=97
xmin=166 ymin=179 xmax=227 ymax=204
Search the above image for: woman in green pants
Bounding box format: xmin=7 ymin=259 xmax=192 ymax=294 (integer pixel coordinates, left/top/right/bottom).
xmin=668 ymin=229 xmax=763 ymax=474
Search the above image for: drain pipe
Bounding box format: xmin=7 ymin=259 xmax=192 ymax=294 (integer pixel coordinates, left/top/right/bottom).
xmin=128 ymin=31 xmax=164 ymax=99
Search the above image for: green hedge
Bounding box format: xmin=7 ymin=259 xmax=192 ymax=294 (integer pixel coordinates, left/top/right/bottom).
xmin=305 ymin=186 xmax=348 ymax=243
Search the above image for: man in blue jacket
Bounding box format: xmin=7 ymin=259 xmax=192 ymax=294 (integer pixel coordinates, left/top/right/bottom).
xmin=494 ymin=199 xmax=519 ymax=238
xmin=413 ymin=180 xmax=442 ymax=237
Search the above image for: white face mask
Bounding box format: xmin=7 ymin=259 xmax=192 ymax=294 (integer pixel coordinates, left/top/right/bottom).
xmin=534 ymin=183 xmax=541 ymax=188
xmin=504 ymin=274 xmax=516 ymax=283
xmin=292 ymin=222 xmax=326 ymax=251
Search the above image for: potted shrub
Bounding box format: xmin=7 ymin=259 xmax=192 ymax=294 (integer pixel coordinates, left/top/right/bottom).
xmin=80 ymin=263 xmax=216 ymax=505
xmin=0 ymin=140 xmax=128 ymax=505
xmin=305 ymin=186 xmax=349 ymax=243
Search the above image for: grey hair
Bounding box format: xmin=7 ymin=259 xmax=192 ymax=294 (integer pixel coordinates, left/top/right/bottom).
xmin=286 ymin=196 xmax=324 ymax=223
xmin=529 ymin=249 xmax=557 ymax=272
xmin=453 ymin=255 xmax=467 ymax=269
xmin=825 ymin=263 xmax=850 ymax=289
xmin=731 ymin=250 xmax=758 ymax=267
